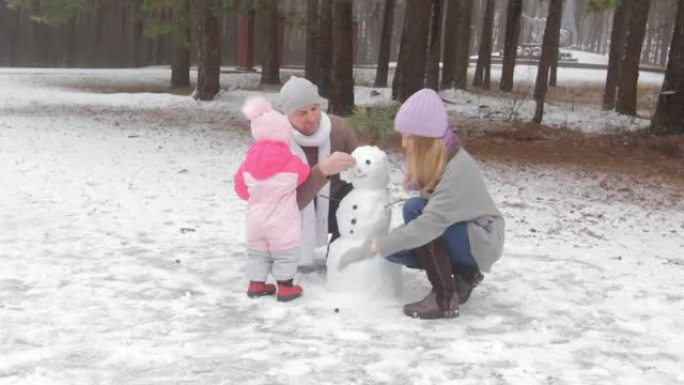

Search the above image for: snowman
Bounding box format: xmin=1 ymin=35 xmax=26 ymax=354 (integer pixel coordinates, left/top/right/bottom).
xmin=326 ymin=145 xmax=402 ymax=298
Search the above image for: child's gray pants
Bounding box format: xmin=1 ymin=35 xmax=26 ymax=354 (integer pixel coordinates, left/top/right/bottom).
xmin=246 ymin=247 xmax=300 ymax=281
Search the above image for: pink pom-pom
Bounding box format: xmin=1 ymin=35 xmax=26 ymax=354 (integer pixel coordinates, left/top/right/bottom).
xmin=242 ymin=97 xmax=273 ymax=120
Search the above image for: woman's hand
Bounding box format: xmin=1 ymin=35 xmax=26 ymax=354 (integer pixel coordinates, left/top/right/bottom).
xmin=370 ymin=240 xmax=378 ymax=254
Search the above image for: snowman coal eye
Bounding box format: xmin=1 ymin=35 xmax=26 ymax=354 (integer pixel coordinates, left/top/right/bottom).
xmin=365 ymin=159 xmax=371 ymax=165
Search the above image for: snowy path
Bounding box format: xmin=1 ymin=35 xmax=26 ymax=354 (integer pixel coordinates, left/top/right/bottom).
xmin=1 ymin=71 xmax=683 ymax=385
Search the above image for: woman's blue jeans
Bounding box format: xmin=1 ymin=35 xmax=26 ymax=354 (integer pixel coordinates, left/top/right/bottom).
xmin=385 ymin=197 xmax=478 ymax=268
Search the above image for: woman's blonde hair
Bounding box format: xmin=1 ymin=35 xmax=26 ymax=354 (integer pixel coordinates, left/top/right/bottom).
xmin=405 ymin=135 xmax=446 ymax=192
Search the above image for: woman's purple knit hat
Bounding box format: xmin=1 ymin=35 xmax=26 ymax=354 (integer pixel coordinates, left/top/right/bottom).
xmin=394 ymin=88 xmax=448 ymax=138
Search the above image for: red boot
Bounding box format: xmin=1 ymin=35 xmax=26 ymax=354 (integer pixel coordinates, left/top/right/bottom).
xmin=277 ymin=279 xmax=303 ymax=302
xmin=247 ymin=281 xmax=276 ymax=298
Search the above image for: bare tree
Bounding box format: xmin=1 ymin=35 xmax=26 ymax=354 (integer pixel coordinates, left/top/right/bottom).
xmin=260 ymin=0 xmax=280 ymax=86
xmin=171 ymin=0 xmax=191 ymax=88
xmin=8 ymin=7 xmax=21 ymax=66
xmin=236 ymin=6 xmax=255 ymax=71
xmin=66 ymin=16 xmax=77 ymax=67
xmin=426 ymin=0 xmax=444 ymax=91
xmin=330 ymin=0 xmax=354 ymax=115
xmin=305 ymin=0 xmax=319 ymax=83
xmin=454 ymin=0 xmax=474 ymax=90
xmin=374 ymin=0 xmax=395 ymax=87
xmin=549 ymin=35 xmax=559 ymax=87
xmin=500 ymin=0 xmax=523 ymax=92
xmin=603 ymin=0 xmax=631 ymax=110
xmin=440 ymin=0 xmax=458 ymax=89
xmin=392 ymin=0 xmax=431 ymax=101
xmin=194 ymin=0 xmax=222 ymax=101
xmin=473 ymin=0 xmax=495 ymax=88
xmin=317 ymin=0 xmax=333 ymax=97
xmin=532 ymin=0 xmax=563 ymax=124
xmin=650 ymin=0 xmax=684 ymax=135
xmin=658 ymin=0 xmax=676 ymax=67
xmin=616 ymin=0 xmax=651 ymax=116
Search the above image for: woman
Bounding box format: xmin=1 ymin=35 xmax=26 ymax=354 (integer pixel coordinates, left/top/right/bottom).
xmin=340 ymin=88 xmax=505 ymax=319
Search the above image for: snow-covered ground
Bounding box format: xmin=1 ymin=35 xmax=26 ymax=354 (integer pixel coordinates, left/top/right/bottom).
xmin=360 ymin=62 xmax=663 ymax=133
xmin=1 ymin=68 xmax=683 ymax=385
xmin=1 ymin=63 xmax=664 ymax=134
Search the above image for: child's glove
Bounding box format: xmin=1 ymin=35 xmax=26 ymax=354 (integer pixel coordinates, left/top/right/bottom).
xmin=337 ymin=239 xmax=374 ymax=270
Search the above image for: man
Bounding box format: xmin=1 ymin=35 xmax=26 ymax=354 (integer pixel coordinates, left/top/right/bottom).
xmin=279 ymin=76 xmax=357 ymax=266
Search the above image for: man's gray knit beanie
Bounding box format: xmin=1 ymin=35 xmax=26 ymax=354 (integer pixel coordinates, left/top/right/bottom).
xmin=279 ymin=76 xmax=321 ymax=115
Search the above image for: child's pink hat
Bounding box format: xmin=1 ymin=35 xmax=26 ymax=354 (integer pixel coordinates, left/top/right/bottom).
xmin=242 ymin=97 xmax=292 ymax=142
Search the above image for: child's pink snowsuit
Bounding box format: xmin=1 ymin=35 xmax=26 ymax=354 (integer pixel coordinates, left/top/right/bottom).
xmin=234 ymin=140 xmax=309 ymax=251
xmin=233 ymin=97 xmax=310 ymax=252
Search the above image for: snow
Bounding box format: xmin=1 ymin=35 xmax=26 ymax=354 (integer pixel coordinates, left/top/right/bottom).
xmin=562 ymin=49 xmax=610 ymax=65
xmin=441 ymin=87 xmax=654 ymax=133
xmin=352 ymin=63 xmax=665 ymax=133
xmin=1 ymin=67 xmax=683 ymax=385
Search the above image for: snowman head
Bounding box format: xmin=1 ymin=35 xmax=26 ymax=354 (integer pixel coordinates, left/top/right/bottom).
xmin=340 ymin=145 xmax=390 ymax=189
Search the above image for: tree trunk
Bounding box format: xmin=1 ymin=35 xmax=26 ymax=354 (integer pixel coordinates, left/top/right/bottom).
xmin=8 ymin=8 xmax=21 ymax=66
xmin=644 ymin=5 xmax=657 ymax=63
xmin=454 ymin=0 xmax=474 ymax=90
xmin=317 ymin=0 xmax=333 ymax=97
xmin=171 ymin=0 xmax=192 ymax=88
xmin=616 ymin=0 xmax=651 ymax=116
xmin=473 ymin=0 xmax=495 ymax=88
xmin=305 ymin=0 xmax=319 ymax=82
xmin=93 ymin=5 xmax=105 ymax=67
xmin=500 ymin=0 xmax=523 ymax=92
xmin=426 ymin=0 xmax=444 ymax=91
xmin=549 ymin=42 xmax=559 ymax=87
xmin=194 ymin=1 xmax=222 ymax=101
xmin=374 ymin=0 xmax=395 ymax=87
xmin=594 ymin=12 xmax=606 ymax=53
xmin=495 ymin=1 xmax=506 ymax=52
xmin=66 ymin=17 xmax=77 ymax=67
xmin=532 ymin=0 xmax=563 ymax=124
xmin=330 ymin=0 xmax=354 ymax=115
xmin=658 ymin=0 xmax=675 ymax=67
xmin=392 ymin=0 xmax=432 ymax=101
xmin=601 ymin=12 xmax=611 ymax=54
xmin=120 ymin=0 xmax=129 ymax=67
xmin=650 ymin=0 xmax=684 ymax=135
xmin=237 ymin=7 xmax=255 ymax=70
xmin=132 ymin=2 xmax=143 ymax=67
xmin=260 ymin=0 xmax=281 ymax=85
xmin=440 ymin=0 xmax=458 ymax=89
xmin=603 ymin=0 xmax=631 ymax=110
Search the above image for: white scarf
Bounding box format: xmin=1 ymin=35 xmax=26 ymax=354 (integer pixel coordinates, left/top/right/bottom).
xmin=290 ymin=112 xmax=332 ymax=266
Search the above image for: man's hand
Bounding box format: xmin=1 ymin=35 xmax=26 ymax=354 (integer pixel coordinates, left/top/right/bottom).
xmin=337 ymin=239 xmax=374 ymax=270
xmin=319 ymin=152 xmax=356 ymax=176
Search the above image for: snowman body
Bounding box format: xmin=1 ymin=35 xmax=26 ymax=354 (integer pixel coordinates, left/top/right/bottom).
xmin=326 ymin=146 xmax=402 ymax=298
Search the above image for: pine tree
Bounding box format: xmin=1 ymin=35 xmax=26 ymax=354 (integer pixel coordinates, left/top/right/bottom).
xmin=500 ymin=0 xmax=523 ymax=92
xmin=532 ymin=0 xmax=563 ymax=124
xmin=650 ymin=0 xmax=684 ymax=135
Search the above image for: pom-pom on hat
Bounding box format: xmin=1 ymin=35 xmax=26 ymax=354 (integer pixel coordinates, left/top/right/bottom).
xmin=394 ymin=88 xmax=448 ymax=138
xmin=242 ymin=97 xmax=292 ymax=142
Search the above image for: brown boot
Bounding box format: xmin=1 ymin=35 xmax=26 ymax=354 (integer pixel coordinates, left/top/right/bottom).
xmin=452 ymin=264 xmax=484 ymax=305
xmin=403 ymin=290 xmax=434 ymax=316
xmin=403 ymin=238 xmax=459 ymax=319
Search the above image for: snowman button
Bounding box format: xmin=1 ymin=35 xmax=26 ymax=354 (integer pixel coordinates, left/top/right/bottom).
xmin=352 ymin=204 xmax=358 ymax=210
xmin=351 ymin=219 xmax=357 ymax=225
